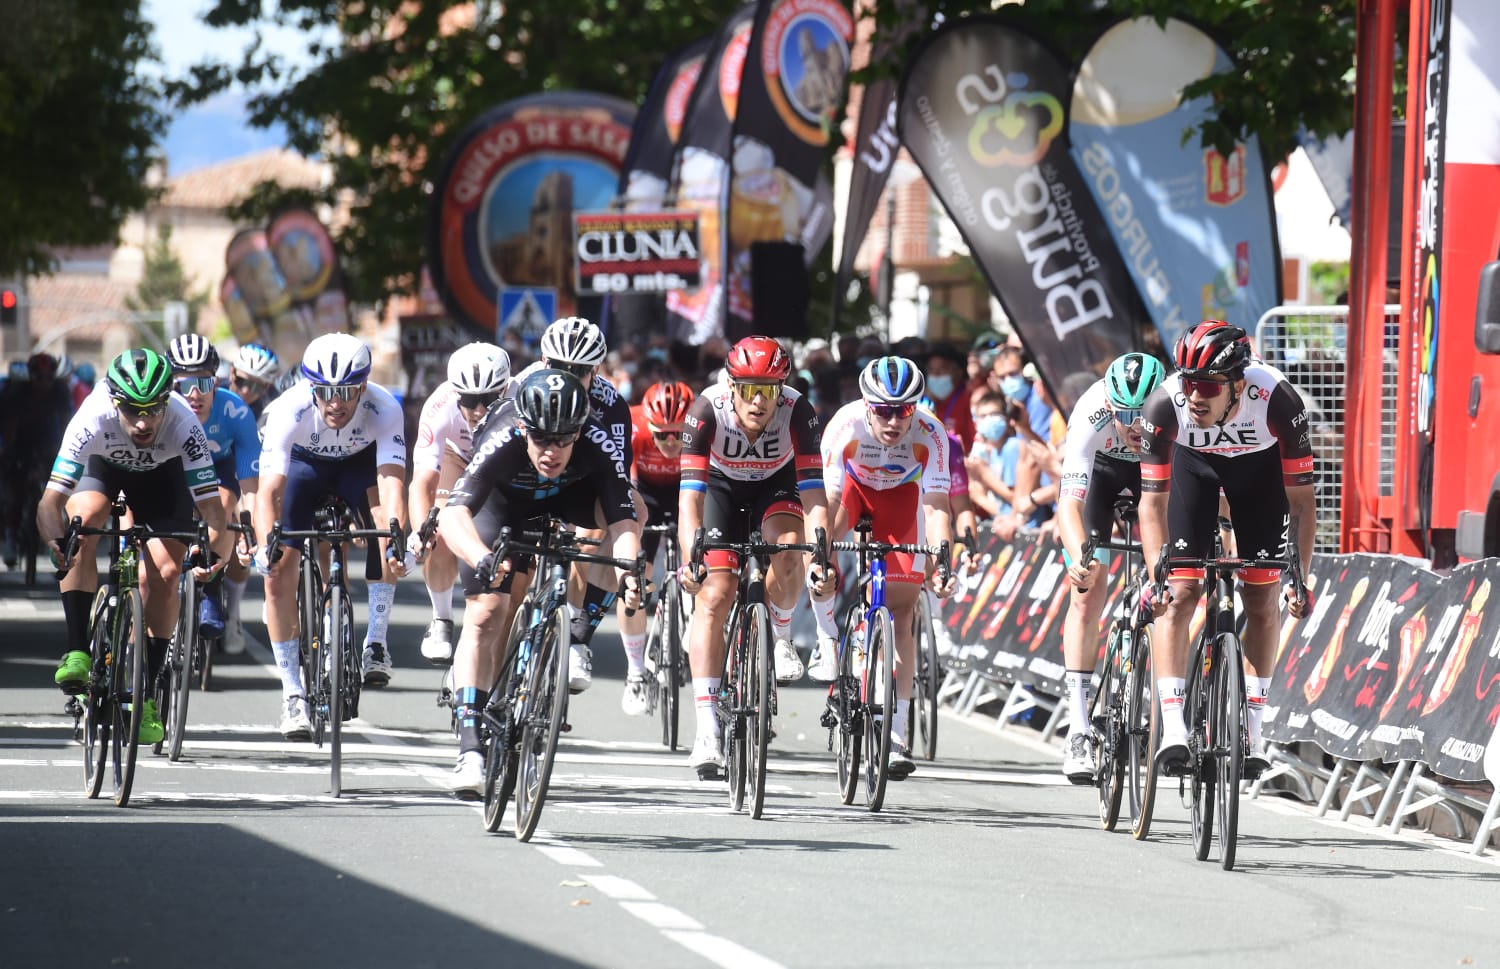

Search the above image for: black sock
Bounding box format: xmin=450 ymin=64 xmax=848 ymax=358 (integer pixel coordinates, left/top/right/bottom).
xmin=147 ymin=636 xmax=169 ymax=686
xmin=570 ymin=583 xmax=618 ymax=646
xmin=62 ymin=590 xmax=94 ymax=655
xmin=457 ymin=687 xmax=489 ymax=754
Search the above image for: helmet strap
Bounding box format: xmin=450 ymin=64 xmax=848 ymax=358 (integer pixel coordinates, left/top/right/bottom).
xmin=1216 ymin=380 xmax=1241 ymax=427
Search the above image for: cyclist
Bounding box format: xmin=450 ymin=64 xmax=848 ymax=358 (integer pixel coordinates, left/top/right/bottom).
xmin=1054 ymin=351 xmax=1165 ymax=783
xmin=227 ymin=342 xmax=282 ymax=424
xmin=1 ymin=353 xmax=75 ymax=567
xmin=511 ymin=316 xmax=637 ymax=693
xmin=678 ymin=336 xmax=835 ymax=778
xmin=253 ymin=333 xmax=410 ymax=740
xmin=42 ymin=348 xmax=231 ymax=743
xmin=165 ymin=334 xmax=262 ymax=654
xmin=809 ymin=356 xmax=957 ymax=778
xmin=437 ymin=369 xmax=643 ymax=795
xmin=408 ymin=342 xmax=511 ymax=664
xmin=1139 ymin=320 xmax=1316 ymax=778
xmin=617 ymin=380 xmax=695 ymax=716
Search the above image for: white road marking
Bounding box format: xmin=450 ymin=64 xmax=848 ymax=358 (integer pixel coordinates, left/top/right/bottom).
xmin=619 ymin=901 xmax=703 ymax=930
xmin=580 ymin=874 xmax=654 ymax=900
xmin=662 ymin=930 xmax=787 ymax=969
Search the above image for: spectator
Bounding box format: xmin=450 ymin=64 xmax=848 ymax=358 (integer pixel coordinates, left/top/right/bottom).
xmin=925 ymin=342 xmax=977 ymax=452
xmin=966 ymin=392 xmax=1020 ymax=540
xmin=967 ymin=330 xmax=1005 ymax=409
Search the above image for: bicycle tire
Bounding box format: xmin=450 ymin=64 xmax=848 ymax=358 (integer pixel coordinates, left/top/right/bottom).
xmin=1186 ymin=636 xmax=1215 ymax=861
xmin=661 ymin=577 xmax=683 ymax=751
xmin=328 ymin=584 xmax=353 ymax=797
xmin=484 ymin=604 xmax=529 ymax=833
xmin=83 ymin=588 xmax=112 ymax=799
xmin=721 ymin=602 xmax=749 ymax=812
xmin=746 ymin=603 xmax=773 ymax=820
xmin=863 ymin=607 xmax=896 ymax=812
xmin=197 ymin=585 xmax=216 ymax=692
xmin=1127 ymin=625 xmax=1160 ymax=840
xmin=166 ymin=575 xmax=195 ymax=762
xmin=1094 ymin=619 xmax=1128 ymax=830
xmin=516 ymin=605 xmax=569 ymax=842
xmin=299 ymin=557 xmax=326 ymax=744
xmin=112 ymin=589 xmax=146 ymax=807
xmin=915 ymin=593 xmax=940 ymax=760
xmin=835 ymin=605 xmax=862 ymax=806
xmin=1216 ymin=635 xmax=1246 ymax=871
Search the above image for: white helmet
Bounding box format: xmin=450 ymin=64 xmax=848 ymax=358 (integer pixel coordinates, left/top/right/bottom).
xmin=300 ymin=332 xmax=371 ymax=385
xmin=168 ymin=333 xmax=220 ymax=373
xmin=447 ymin=342 xmax=511 ymax=394
xmin=233 ymin=342 xmax=280 ymax=382
xmin=539 ymin=316 xmax=607 ymax=367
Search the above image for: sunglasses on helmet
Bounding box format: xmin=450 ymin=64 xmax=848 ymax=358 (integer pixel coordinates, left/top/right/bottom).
xmin=311 ymin=383 xmax=362 ymax=402
xmin=732 ymin=382 xmax=781 ymax=403
xmin=457 ymin=391 xmax=501 ymax=411
xmin=868 ymin=402 xmax=916 ymax=421
xmin=1181 ymin=376 xmax=1230 ymax=400
xmin=174 ymin=375 xmax=216 ymax=396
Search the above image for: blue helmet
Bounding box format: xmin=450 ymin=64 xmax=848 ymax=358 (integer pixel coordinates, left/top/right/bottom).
xmin=858 ymin=356 xmax=924 ymax=405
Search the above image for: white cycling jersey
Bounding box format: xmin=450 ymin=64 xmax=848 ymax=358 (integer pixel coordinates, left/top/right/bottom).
xmin=1059 ymin=378 xmax=1140 ymax=502
xmin=820 ymin=400 xmax=950 ymax=497
xmin=412 ymin=381 xmax=473 ymax=472
xmin=48 ymin=383 xmax=218 ymax=501
xmin=259 ymin=381 xmax=406 ymax=477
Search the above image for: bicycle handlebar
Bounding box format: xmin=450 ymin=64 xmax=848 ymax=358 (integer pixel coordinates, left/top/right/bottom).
xmin=686 ymin=526 xmax=830 ymax=582
xmin=56 ymin=516 xmax=209 ymax=581
xmin=266 ymin=517 xmax=405 ymax=566
xmin=476 ymin=519 xmax=646 ymax=614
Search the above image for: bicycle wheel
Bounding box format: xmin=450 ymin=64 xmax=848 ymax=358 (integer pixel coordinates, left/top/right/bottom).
xmin=745 ymin=603 xmax=773 ymax=820
xmin=197 ymin=585 xmax=216 ymax=692
xmin=835 ymin=606 xmax=862 ymax=805
xmin=657 ymin=576 xmax=683 ymax=751
xmin=1127 ymin=624 xmax=1160 ymax=840
xmin=515 ymin=605 xmax=569 ymax=842
xmin=328 ymin=584 xmax=353 ymax=797
xmin=914 ymin=592 xmax=940 ymax=761
xmin=299 ymin=558 xmax=326 ymax=743
xmin=166 ymin=576 xmax=195 ymax=762
xmin=1216 ymin=636 xmax=1246 ymax=871
xmin=82 ymin=588 xmax=112 ymax=799
xmin=1186 ymin=637 xmax=1215 ymax=861
xmin=862 ymin=607 xmax=896 ymax=812
xmin=1093 ymin=619 xmax=1127 ymax=830
xmin=484 ymin=604 xmax=529 ymax=833
xmin=111 ymin=589 xmax=146 ymax=807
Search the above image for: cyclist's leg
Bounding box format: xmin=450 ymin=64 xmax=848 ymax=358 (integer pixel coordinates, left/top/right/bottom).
xmin=808 ymin=485 xmax=855 ymax=681
xmin=54 ymin=482 xmax=113 ymax=690
xmin=866 ymin=480 xmax=923 ymax=765
xmin=685 ymin=476 xmax=745 ymax=772
xmin=618 ymin=485 xmax=666 ymax=714
xmin=195 ymin=466 xmax=237 ymax=639
xmin=563 ymin=484 xmax=641 ymax=693
xmin=349 ymin=449 xmax=398 ymax=685
xmin=756 ymin=467 xmax=808 ymax=683
xmin=267 ymin=454 xmax=326 ymax=728
xmin=420 ymin=451 xmax=465 ymax=663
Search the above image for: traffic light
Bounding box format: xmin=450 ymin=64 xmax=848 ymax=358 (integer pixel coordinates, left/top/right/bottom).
xmin=0 ymin=287 xmax=17 ymax=327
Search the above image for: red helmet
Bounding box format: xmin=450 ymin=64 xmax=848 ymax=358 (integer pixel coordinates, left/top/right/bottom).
xmin=1174 ymin=319 xmax=1251 ymax=378
xmin=724 ymin=336 xmax=791 ymax=382
xmin=642 ymin=380 xmax=695 ymax=430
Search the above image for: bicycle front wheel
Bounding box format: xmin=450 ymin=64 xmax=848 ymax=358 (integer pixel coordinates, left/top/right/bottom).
xmin=515 ymin=605 xmax=569 ymax=842
xmin=1094 ymin=620 xmax=1128 ymax=831
xmin=835 ymin=605 xmax=863 ymax=806
xmin=1186 ymin=638 xmax=1215 ymax=861
xmin=82 ymin=588 xmax=112 ymax=799
xmin=299 ymin=558 xmax=326 ymax=743
xmin=484 ymin=604 xmax=529 ymax=833
xmin=863 ymin=607 xmax=896 ymax=812
xmin=745 ymin=603 xmax=773 ymax=820
xmin=1127 ymin=624 xmax=1160 ymax=840
xmin=165 ymin=577 xmax=196 ymax=762
xmin=112 ymin=589 xmax=146 ymax=807
xmin=723 ymin=605 xmax=749 ymax=812
xmin=914 ymin=592 xmax=940 ymax=761
xmin=659 ymin=576 xmax=683 ymax=751
xmin=1215 ymin=636 xmax=1246 ymax=871
xmin=328 ymin=584 xmax=356 ymax=797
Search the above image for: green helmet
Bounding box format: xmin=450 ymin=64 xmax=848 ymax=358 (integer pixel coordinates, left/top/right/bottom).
xmin=1105 ymin=352 xmax=1165 ymax=409
xmin=105 ymin=348 xmax=173 ymax=406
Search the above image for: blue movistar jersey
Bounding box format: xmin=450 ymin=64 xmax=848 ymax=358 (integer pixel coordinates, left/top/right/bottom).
xmin=197 ymin=387 xmax=262 ymax=481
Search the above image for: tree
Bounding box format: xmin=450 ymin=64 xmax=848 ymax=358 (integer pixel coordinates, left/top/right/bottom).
xmin=0 ymin=0 xmax=168 ymax=277
xmin=126 ymin=223 xmax=210 ymax=341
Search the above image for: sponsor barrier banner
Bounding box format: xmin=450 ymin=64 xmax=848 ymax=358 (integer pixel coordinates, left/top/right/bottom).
xmin=1068 ymin=17 xmax=1282 ymax=346
xmin=427 ymin=91 xmax=636 ymax=354
xmin=896 ymin=16 xmax=1153 ymax=415
xmin=574 ymin=210 xmax=702 ymax=295
xmin=222 ymin=208 xmax=349 ymax=366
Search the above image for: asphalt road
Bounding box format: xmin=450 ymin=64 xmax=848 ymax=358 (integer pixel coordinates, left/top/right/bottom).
xmin=2 ymin=568 xmax=1498 ymax=969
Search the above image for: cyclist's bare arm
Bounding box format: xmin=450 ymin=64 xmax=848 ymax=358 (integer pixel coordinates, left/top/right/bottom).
xmin=254 ymin=473 xmax=286 ymax=559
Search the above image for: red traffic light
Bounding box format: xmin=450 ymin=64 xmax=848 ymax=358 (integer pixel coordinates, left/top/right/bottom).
xmin=0 ymin=288 xmax=16 ymax=326
xmin=0 ymin=290 xmax=16 ymax=310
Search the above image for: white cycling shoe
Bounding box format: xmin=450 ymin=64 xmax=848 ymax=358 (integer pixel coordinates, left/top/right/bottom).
xmin=420 ymin=619 xmax=455 ymax=665
xmin=568 ymin=643 xmax=593 ymax=694
xmin=688 ymin=734 xmax=724 ymax=780
xmin=807 ymin=637 xmax=838 ymax=682
xmin=449 ymin=750 xmax=484 ymax=800
xmin=773 ymin=639 xmax=804 ymax=684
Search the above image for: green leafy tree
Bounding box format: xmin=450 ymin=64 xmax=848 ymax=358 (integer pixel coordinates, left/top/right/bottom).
xmin=0 ymin=0 xmax=168 ymax=277
xmin=126 ymin=223 xmax=210 ymax=341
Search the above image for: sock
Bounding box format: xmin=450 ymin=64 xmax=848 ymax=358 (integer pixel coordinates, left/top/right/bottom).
xmin=768 ymin=601 xmax=793 ymax=642
xmin=622 ymin=631 xmax=647 ymax=674
xmin=364 ymin=582 xmax=395 ymax=647
xmin=272 ymin=639 xmax=305 ymax=697
xmin=428 ymin=583 xmax=454 ymax=622
xmin=1158 ymin=677 xmax=1187 ymax=740
xmin=456 ymin=686 xmax=488 ymax=754
xmin=1246 ymin=675 xmax=1273 ymax=750
xmin=147 ymin=636 xmax=169 ymax=686
xmin=693 ymin=677 xmax=721 ymax=739
xmin=62 ymin=589 xmax=94 ymax=655
xmin=813 ymin=595 xmax=839 ymax=642
xmin=570 ymin=583 xmax=616 ymax=646
xmin=892 ymin=696 xmax=911 ymax=750
xmin=1065 ymin=669 xmax=1092 ymax=731
xmin=225 ymin=576 xmax=247 ymax=624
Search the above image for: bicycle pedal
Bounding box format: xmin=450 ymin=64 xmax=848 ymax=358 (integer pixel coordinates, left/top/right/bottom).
xmin=560 ymin=721 xmax=572 ymax=733
xmin=819 ymin=709 xmax=837 ymax=729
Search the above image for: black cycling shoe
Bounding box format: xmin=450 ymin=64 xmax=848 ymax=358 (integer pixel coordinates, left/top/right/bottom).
xmin=1155 ymin=739 xmax=1190 ymax=777
xmin=1242 ymin=752 xmax=1272 ymax=781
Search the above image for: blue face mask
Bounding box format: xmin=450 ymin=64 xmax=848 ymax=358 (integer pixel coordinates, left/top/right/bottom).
xmin=927 ymin=374 xmax=955 ymax=400
xmin=1000 ymin=375 xmax=1030 ymax=401
xmin=646 ymin=347 xmax=668 ymax=364
xmin=978 ymin=415 xmax=1008 ymax=441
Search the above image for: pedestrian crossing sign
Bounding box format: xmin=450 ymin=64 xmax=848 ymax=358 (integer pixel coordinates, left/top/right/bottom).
xmin=498 ymin=287 xmax=556 ymax=352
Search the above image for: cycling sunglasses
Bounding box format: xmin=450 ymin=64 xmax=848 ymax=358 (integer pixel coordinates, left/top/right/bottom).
xmin=174 ymin=375 xmax=216 ymax=396
xmin=230 ymin=371 xmax=269 ymax=389
xmin=732 ymin=382 xmax=781 ymax=403
xmin=548 ymin=361 xmax=594 ymax=380
xmin=1113 ymin=406 xmax=1143 ymax=426
xmin=651 ymin=429 xmax=682 ymax=442
xmin=311 ymin=383 xmax=362 ymax=402
xmin=457 ymin=391 xmax=501 ymax=411
xmin=116 ymin=399 xmax=168 ymax=419
xmin=527 ymin=429 xmax=580 ymax=449
xmin=868 ymin=402 xmax=916 ymax=421
xmin=1181 ymin=376 xmax=1230 ymax=400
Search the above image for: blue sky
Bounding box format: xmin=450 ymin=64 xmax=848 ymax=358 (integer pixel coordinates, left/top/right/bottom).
xmin=148 ymin=0 xmax=330 ymax=176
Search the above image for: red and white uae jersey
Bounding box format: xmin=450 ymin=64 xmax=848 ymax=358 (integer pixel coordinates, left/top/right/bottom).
xmin=680 ymin=382 xmax=823 ymax=491
xmin=820 ymin=400 xmax=950 ymax=496
xmin=413 ymin=381 xmax=475 ymax=473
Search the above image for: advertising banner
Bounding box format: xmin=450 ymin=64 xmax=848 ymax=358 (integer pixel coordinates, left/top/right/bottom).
xmin=574 ymin=210 xmax=702 ymax=296
xmin=427 ymin=91 xmax=636 ymax=356
xmin=896 ymin=16 xmax=1152 ymax=415
xmin=1068 ymin=17 xmax=1282 ymax=346
xmin=222 ymin=208 xmax=349 ymax=367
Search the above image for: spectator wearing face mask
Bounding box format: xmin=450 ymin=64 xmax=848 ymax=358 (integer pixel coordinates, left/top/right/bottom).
xmin=924 ymin=342 xmax=976 ymax=452
xmin=990 ymin=347 xmax=1058 ymax=533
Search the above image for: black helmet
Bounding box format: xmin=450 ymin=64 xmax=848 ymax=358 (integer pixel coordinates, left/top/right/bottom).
xmin=514 ymin=368 xmax=591 ymax=437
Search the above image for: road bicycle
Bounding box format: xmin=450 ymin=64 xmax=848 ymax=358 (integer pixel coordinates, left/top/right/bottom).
xmin=687 ymin=526 xmax=828 ymax=819
xmin=825 ymin=516 xmax=948 ymax=811
xmin=641 ymin=518 xmax=687 ymax=750
xmin=479 ymin=517 xmax=643 ymax=841
xmin=1077 ymin=497 xmax=1156 ymax=837
xmin=267 ymin=498 xmax=404 ymax=798
xmin=60 ymin=502 xmax=205 ymax=806
xmin=912 ymin=589 xmax=941 ymax=761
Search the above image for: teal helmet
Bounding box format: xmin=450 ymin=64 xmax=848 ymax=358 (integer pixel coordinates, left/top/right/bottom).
xmin=105 ymin=348 xmax=173 ymax=406
xmin=1105 ymin=352 xmax=1165 ymax=410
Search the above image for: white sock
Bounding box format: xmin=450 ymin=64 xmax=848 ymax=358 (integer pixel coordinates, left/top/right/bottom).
xmin=1158 ymin=677 xmax=1187 ymax=740
xmin=427 ymin=583 xmax=453 ymax=622
xmin=693 ymin=677 xmax=721 ymax=739
xmin=1246 ymin=675 xmax=1273 ymax=750
xmin=225 ymin=576 xmax=247 ymax=623
xmin=892 ymin=696 xmax=911 ymax=750
xmin=622 ymin=631 xmax=647 ymax=674
xmin=768 ymin=601 xmax=793 ymax=642
xmin=272 ymin=640 xmax=304 ymax=698
xmin=1066 ymin=669 xmax=1092 ymax=731
xmin=813 ymin=595 xmax=839 ymax=642
xmin=364 ymin=582 xmax=395 ymax=647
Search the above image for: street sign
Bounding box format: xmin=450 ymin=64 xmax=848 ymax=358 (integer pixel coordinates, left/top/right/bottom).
xmin=497 ymin=287 xmax=556 ymax=354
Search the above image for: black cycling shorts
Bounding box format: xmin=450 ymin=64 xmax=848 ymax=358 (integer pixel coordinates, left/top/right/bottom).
xmin=458 ymin=480 xmax=603 ymax=597
xmin=1078 ymin=455 xmax=1141 ymax=560
xmin=1166 ymin=446 xmax=1289 ymax=584
xmin=637 ymin=479 xmax=677 ymax=565
xmin=76 ymin=456 xmax=197 ymax=536
xmin=701 ymin=464 xmax=803 ymax=572
xmin=281 ymin=446 xmax=377 ymax=553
